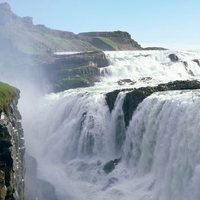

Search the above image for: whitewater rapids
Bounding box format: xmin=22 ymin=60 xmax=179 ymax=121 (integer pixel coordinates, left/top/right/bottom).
xmin=21 ymin=50 xmax=200 ymax=200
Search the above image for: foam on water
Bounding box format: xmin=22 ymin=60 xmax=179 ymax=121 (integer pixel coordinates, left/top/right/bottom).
xmin=23 ymin=50 xmax=200 ymax=200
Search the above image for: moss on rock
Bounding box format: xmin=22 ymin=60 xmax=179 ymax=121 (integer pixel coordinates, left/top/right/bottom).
xmin=0 ymin=82 xmax=20 ymax=113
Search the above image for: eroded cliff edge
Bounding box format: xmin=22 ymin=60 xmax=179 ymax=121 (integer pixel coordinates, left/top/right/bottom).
xmin=0 ymin=82 xmax=25 ymax=200
xmin=106 ymin=80 xmax=200 ymax=127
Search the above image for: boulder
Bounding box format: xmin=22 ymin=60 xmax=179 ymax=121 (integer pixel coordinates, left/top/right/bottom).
xmin=103 ymin=158 xmax=121 ymax=174
xmin=168 ymin=54 xmax=179 ymax=62
xmin=117 ymin=79 xmax=135 ymax=85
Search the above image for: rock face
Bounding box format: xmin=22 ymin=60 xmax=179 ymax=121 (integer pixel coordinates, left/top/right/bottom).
xmin=106 ymin=80 xmax=200 ymax=127
xmin=51 ymin=51 xmax=109 ymax=69
xmin=0 ymin=2 xmax=143 ymax=62
xmin=25 ymin=154 xmax=58 ymax=200
xmin=0 ymin=82 xmax=25 ymax=200
xmin=45 ymin=51 xmax=109 ymax=92
xmin=168 ymin=54 xmax=179 ymax=62
xmin=78 ymin=31 xmax=142 ymax=51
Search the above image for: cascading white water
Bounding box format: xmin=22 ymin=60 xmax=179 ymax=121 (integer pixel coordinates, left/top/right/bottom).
xmin=22 ymin=50 xmax=200 ymax=200
xmin=122 ymin=90 xmax=200 ymax=200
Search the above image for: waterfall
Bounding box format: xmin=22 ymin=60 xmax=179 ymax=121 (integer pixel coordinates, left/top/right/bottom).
xmin=123 ymin=90 xmax=200 ymax=200
xmin=21 ymin=50 xmax=200 ymax=200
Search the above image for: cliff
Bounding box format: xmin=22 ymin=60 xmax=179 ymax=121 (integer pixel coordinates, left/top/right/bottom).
xmin=0 ymin=2 xmax=144 ymax=68
xmin=0 ymin=82 xmax=25 ymax=200
xmin=78 ymin=31 xmax=142 ymax=50
xmin=45 ymin=51 xmax=109 ymax=92
xmin=0 ymin=2 xmax=166 ymax=93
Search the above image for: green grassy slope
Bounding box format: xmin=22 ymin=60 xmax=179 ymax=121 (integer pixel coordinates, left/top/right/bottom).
xmin=0 ymin=82 xmax=19 ymax=112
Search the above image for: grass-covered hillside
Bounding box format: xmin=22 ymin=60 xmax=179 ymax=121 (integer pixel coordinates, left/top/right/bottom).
xmin=0 ymin=81 xmax=19 ymax=113
xmin=0 ymin=3 xmax=142 ymax=59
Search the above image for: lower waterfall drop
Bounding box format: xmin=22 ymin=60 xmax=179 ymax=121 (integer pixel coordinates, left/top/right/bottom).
xmin=20 ymin=50 xmax=200 ymax=200
xmin=25 ymin=88 xmax=200 ymax=200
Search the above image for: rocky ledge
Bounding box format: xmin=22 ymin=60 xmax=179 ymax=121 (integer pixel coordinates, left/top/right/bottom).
xmin=0 ymin=82 xmax=25 ymax=200
xmin=44 ymin=51 xmax=109 ymax=92
xmin=106 ymin=80 xmax=200 ymax=127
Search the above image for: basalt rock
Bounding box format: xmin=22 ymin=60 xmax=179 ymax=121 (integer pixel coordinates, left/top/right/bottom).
xmin=193 ymin=59 xmax=200 ymax=67
xmin=45 ymin=51 xmax=109 ymax=92
xmin=106 ymin=80 xmax=200 ymax=127
xmin=103 ymin=158 xmax=121 ymax=174
xmin=0 ymin=82 xmax=25 ymax=200
xmin=50 ymin=51 xmax=109 ymax=69
xmin=168 ymin=54 xmax=179 ymax=62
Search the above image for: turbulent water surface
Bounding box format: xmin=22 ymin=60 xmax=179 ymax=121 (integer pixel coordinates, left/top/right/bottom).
xmin=19 ymin=50 xmax=200 ymax=199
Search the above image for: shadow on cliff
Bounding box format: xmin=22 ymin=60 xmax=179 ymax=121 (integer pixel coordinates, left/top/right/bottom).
xmin=25 ymin=154 xmax=58 ymax=200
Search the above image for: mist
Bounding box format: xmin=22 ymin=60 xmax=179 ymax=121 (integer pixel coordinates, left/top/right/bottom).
xmin=0 ymin=50 xmax=59 ymax=199
xmin=2 ymin=3 xmax=200 ymax=199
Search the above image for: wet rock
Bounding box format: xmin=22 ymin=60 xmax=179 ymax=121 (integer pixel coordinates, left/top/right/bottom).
xmin=117 ymin=79 xmax=135 ymax=85
xmin=182 ymin=61 xmax=188 ymax=67
xmin=106 ymin=80 xmax=200 ymax=127
xmin=102 ymin=177 xmax=118 ymax=191
xmin=193 ymin=59 xmax=200 ymax=66
xmin=97 ymin=160 xmax=102 ymax=166
xmin=139 ymin=77 xmax=152 ymax=82
xmin=0 ymin=170 xmax=7 ymax=200
xmin=0 ymin=84 xmax=25 ymax=200
xmin=168 ymin=54 xmax=179 ymax=62
xmin=105 ymin=90 xmax=122 ymax=112
xmin=103 ymin=158 xmax=121 ymax=174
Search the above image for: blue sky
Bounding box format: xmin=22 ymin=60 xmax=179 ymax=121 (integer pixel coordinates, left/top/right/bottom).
xmin=1 ymin=0 xmax=200 ymax=50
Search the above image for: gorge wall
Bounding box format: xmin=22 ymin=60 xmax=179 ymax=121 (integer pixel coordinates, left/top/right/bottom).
xmin=0 ymin=2 xmax=143 ymax=60
xmin=45 ymin=51 xmax=109 ymax=92
xmin=0 ymin=82 xmax=25 ymax=200
xmin=0 ymin=2 xmax=166 ymax=72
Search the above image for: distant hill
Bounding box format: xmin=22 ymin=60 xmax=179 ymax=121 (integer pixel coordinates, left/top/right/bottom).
xmin=0 ymin=2 xmax=166 ymax=92
xmin=0 ymin=3 xmax=143 ymax=57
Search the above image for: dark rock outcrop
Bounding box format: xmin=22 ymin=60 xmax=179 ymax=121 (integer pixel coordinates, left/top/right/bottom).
xmin=143 ymin=47 xmax=168 ymax=50
xmin=168 ymin=54 xmax=179 ymax=62
xmin=117 ymin=79 xmax=135 ymax=85
xmin=0 ymin=82 xmax=25 ymax=200
xmin=50 ymin=51 xmax=109 ymax=69
xmin=103 ymin=158 xmax=121 ymax=174
xmin=193 ymin=59 xmax=200 ymax=67
xmin=45 ymin=51 xmax=109 ymax=92
xmin=106 ymin=80 xmax=200 ymax=127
